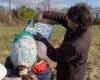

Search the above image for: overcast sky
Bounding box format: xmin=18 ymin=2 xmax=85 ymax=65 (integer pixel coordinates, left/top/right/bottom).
xmin=0 ymin=0 xmax=100 ymax=9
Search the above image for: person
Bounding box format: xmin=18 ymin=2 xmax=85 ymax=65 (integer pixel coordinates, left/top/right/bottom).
xmin=5 ymin=31 xmax=52 ymax=80
xmin=5 ymin=59 xmax=50 ymax=80
xmin=31 ymin=56 xmax=52 ymax=80
xmin=5 ymin=31 xmax=38 ymax=80
xmin=35 ymin=3 xmax=92 ymax=80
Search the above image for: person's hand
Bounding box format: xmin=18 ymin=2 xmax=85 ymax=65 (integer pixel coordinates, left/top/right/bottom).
xmin=34 ymin=33 xmax=44 ymax=41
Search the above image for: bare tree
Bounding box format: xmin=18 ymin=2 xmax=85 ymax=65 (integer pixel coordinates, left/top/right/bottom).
xmin=93 ymin=7 xmax=100 ymax=19
xmin=46 ymin=0 xmax=51 ymax=10
xmin=8 ymin=0 xmax=12 ymax=23
xmin=40 ymin=0 xmax=51 ymax=11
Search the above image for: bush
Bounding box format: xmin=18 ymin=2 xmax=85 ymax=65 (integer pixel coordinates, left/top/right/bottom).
xmin=17 ymin=6 xmax=37 ymax=22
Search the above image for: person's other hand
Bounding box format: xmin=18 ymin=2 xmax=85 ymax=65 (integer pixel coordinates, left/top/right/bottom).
xmin=34 ymin=33 xmax=44 ymax=41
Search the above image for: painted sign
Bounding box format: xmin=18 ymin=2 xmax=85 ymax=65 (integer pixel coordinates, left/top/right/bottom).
xmin=25 ymin=20 xmax=53 ymax=39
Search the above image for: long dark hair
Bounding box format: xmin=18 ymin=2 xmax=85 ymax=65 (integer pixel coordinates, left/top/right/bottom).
xmin=67 ymin=3 xmax=92 ymax=34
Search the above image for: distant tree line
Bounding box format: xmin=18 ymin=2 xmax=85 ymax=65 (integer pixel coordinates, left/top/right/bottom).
xmin=0 ymin=5 xmax=37 ymax=26
xmin=92 ymin=7 xmax=100 ymax=25
xmin=0 ymin=5 xmax=100 ymax=26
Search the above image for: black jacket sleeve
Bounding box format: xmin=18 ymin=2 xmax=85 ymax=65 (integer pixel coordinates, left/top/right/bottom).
xmin=5 ymin=56 xmax=14 ymax=69
xmin=41 ymin=38 xmax=79 ymax=62
xmin=5 ymin=56 xmax=19 ymax=77
xmin=43 ymin=11 xmax=68 ymax=29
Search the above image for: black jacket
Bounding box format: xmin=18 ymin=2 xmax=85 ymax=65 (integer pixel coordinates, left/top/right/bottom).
xmin=40 ymin=11 xmax=91 ymax=80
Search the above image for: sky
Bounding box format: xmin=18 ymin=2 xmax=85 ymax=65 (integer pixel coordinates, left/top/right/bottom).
xmin=0 ymin=0 xmax=100 ymax=9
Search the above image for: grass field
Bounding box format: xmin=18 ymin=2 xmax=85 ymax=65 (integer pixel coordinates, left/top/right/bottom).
xmin=0 ymin=23 xmax=100 ymax=80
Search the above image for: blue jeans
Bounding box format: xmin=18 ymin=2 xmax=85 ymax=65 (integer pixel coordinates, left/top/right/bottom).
xmin=35 ymin=67 xmax=52 ymax=80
